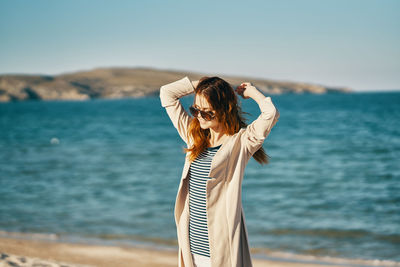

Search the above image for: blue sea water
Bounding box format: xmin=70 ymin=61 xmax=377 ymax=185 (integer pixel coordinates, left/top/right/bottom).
xmin=0 ymin=91 xmax=399 ymax=263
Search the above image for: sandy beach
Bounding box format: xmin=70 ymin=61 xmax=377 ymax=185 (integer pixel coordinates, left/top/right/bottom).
xmin=1 ymin=235 xmax=399 ymax=267
xmin=0 ymin=235 xmax=312 ymax=267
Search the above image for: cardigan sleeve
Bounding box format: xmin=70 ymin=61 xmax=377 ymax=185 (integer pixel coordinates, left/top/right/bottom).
xmin=241 ymin=96 xmax=280 ymax=156
xmin=160 ymin=76 xmax=195 ymax=144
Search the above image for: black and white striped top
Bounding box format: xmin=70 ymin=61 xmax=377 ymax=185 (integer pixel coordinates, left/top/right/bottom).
xmin=188 ymin=144 xmax=221 ymax=258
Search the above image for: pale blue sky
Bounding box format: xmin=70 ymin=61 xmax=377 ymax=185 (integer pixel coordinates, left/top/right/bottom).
xmin=1 ymin=0 xmax=399 ymax=91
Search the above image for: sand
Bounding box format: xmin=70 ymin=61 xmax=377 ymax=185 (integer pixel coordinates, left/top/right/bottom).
xmin=0 ymin=236 xmax=326 ymax=267
xmin=1 ymin=236 xmax=398 ymax=267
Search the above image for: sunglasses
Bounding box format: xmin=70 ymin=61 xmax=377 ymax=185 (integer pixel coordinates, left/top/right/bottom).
xmin=189 ymin=105 xmax=216 ymax=121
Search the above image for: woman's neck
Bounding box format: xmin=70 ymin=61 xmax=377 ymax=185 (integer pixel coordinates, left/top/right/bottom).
xmin=209 ymin=127 xmax=227 ymax=147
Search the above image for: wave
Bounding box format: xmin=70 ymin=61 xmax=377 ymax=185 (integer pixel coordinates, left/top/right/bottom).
xmin=264 ymin=228 xmax=400 ymax=243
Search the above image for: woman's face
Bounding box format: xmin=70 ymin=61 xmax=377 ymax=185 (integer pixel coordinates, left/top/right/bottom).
xmin=193 ymin=93 xmax=220 ymax=130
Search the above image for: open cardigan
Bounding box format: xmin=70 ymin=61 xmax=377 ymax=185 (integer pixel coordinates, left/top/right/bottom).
xmin=160 ymin=76 xmax=280 ymax=267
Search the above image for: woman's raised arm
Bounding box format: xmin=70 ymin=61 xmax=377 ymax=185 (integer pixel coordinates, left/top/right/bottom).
xmin=237 ymin=82 xmax=280 ymax=156
xmin=160 ymin=76 xmax=197 ymax=144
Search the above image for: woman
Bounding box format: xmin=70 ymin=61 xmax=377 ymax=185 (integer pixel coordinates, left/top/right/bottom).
xmin=160 ymin=76 xmax=280 ymax=267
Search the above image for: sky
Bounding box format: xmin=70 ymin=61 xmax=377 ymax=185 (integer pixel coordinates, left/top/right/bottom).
xmin=0 ymin=0 xmax=399 ymax=92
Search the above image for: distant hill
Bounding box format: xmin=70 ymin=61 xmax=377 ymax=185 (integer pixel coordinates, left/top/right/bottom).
xmin=0 ymin=67 xmax=352 ymax=102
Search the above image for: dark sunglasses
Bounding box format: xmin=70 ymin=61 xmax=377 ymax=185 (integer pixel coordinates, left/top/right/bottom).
xmin=189 ymin=105 xmax=216 ymax=121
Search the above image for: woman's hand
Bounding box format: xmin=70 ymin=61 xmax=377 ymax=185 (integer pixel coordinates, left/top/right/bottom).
xmin=235 ymin=82 xmax=258 ymax=99
xmin=236 ymin=82 xmax=267 ymax=105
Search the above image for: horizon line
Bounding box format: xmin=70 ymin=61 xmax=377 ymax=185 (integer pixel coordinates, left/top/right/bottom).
xmin=0 ymin=65 xmax=399 ymax=93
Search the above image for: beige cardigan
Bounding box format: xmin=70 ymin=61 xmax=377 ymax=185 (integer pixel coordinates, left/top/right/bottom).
xmin=160 ymin=76 xmax=280 ymax=267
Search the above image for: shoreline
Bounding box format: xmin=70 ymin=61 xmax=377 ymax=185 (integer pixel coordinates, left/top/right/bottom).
xmin=0 ymin=232 xmax=399 ymax=267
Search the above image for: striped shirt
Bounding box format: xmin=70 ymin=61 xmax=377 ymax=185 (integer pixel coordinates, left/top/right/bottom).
xmin=188 ymin=144 xmax=221 ymax=258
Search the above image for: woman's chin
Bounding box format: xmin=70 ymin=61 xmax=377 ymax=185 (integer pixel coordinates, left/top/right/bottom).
xmin=199 ymin=122 xmax=209 ymax=129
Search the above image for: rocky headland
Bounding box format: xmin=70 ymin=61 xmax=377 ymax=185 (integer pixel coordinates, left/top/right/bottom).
xmin=0 ymin=67 xmax=352 ymax=102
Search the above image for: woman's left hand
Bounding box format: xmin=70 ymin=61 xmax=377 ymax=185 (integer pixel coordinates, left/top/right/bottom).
xmin=236 ymin=82 xmax=257 ymax=99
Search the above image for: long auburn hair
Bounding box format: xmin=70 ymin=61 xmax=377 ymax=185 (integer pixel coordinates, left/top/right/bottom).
xmin=184 ymin=76 xmax=269 ymax=164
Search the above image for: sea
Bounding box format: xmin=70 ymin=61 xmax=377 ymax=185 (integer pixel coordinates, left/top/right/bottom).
xmin=0 ymin=91 xmax=399 ymax=266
